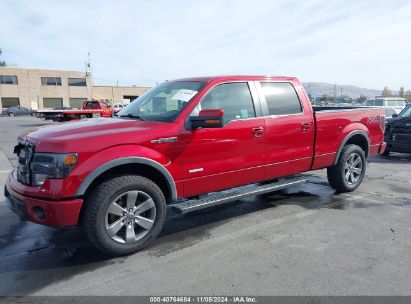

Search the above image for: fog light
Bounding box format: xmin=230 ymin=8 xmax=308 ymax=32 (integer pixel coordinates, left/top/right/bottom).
xmin=32 ymin=206 xmax=46 ymax=220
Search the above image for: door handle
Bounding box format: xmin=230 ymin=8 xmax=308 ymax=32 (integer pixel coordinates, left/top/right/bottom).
xmin=301 ymin=122 xmax=311 ymax=132
xmin=252 ymin=127 xmax=264 ymax=138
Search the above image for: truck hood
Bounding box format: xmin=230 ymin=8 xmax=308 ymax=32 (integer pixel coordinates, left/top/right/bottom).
xmin=19 ymin=118 xmax=177 ymax=153
xmin=387 ymin=117 xmax=411 ymax=128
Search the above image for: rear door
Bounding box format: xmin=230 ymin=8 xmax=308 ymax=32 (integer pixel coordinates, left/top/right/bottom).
xmin=256 ymin=81 xmax=314 ymax=179
xmin=179 ymin=81 xmax=267 ymax=196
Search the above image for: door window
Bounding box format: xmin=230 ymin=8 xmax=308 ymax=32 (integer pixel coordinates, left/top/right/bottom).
xmin=260 ymin=82 xmax=302 ymax=115
xmin=191 ymin=82 xmax=256 ymax=124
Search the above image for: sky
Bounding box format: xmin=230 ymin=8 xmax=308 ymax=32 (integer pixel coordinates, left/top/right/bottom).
xmin=1 ymin=0 xmax=410 ymax=90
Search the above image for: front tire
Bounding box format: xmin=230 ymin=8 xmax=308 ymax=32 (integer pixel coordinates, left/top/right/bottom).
xmin=83 ymin=175 xmax=166 ymax=256
xmin=8 ymin=113 xmax=15 ymax=117
xmin=327 ymin=144 xmax=366 ymax=193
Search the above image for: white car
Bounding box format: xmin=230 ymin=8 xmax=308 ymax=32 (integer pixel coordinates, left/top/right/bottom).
xmin=365 ymin=98 xmax=406 ymax=114
xmin=113 ymin=103 xmax=125 ymax=113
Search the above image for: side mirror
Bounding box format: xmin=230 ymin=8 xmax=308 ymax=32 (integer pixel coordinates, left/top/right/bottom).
xmin=392 ymin=114 xmax=398 ymax=118
xmin=190 ymin=109 xmax=224 ymax=129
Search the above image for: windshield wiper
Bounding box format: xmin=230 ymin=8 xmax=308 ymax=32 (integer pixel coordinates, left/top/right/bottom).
xmin=119 ymin=113 xmax=145 ymax=121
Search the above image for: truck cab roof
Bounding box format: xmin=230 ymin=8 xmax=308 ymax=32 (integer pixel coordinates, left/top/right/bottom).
xmin=173 ymin=75 xmax=300 ymax=83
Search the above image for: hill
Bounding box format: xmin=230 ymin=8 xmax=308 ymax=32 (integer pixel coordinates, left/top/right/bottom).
xmin=303 ymin=82 xmax=383 ymax=99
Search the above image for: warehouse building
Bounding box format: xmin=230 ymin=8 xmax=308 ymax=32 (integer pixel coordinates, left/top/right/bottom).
xmin=0 ymin=67 xmax=151 ymax=110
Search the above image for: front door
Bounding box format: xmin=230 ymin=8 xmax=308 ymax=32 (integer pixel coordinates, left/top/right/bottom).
xmin=179 ymin=82 xmax=266 ymax=197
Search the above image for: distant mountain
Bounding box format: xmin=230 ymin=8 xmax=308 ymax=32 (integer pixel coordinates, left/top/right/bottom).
xmin=303 ymin=82 xmax=383 ymax=99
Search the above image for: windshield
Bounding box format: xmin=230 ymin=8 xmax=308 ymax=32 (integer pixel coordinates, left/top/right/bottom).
xmin=118 ymin=81 xmax=206 ymax=122
xmin=398 ymin=105 xmax=411 ymax=118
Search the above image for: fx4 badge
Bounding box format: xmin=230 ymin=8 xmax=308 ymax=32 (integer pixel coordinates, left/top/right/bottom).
xmin=367 ymin=116 xmax=380 ymax=124
xmin=150 ymin=137 xmax=178 ymax=144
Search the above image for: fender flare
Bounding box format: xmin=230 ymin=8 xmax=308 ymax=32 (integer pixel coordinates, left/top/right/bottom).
xmin=333 ymin=130 xmax=370 ymax=165
xmin=76 ymin=156 xmax=177 ymax=200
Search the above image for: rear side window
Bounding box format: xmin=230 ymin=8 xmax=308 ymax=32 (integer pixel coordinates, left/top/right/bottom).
xmin=260 ymin=82 xmax=302 ymax=115
xmin=397 ymin=100 xmax=405 ymax=107
xmin=387 ymin=100 xmax=397 ymax=107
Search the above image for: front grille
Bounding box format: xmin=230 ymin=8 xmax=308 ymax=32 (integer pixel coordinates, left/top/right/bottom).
xmin=15 ymin=139 xmax=35 ymax=186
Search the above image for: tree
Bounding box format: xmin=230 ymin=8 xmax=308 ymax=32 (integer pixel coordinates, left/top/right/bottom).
xmin=0 ymin=48 xmax=6 ymax=67
xmin=399 ymin=87 xmax=405 ymax=98
xmin=357 ymin=95 xmax=367 ymax=104
xmin=382 ymin=87 xmax=392 ymax=97
xmin=405 ymin=90 xmax=411 ymax=99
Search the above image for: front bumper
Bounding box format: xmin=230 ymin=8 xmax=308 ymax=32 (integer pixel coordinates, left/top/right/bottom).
xmin=5 ymin=182 xmax=83 ymax=228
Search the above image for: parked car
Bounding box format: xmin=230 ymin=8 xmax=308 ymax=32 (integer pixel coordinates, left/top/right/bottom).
xmin=5 ymin=75 xmax=386 ymax=256
xmin=1 ymin=106 xmax=33 ymax=117
xmin=384 ymin=104 xmax=411 ymax=155
xmin=113 ymin=103 xmax=125 ymax=115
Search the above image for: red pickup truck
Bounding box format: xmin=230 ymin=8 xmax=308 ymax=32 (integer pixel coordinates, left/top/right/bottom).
xmin=33 ymin=99 xmax=114 ymax=122
xmin=5 ymin=75 xmax=386 ymax=256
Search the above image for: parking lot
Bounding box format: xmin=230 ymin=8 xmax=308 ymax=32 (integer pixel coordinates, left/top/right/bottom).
xmin=0 ymin=116 xmax=411 ymax=296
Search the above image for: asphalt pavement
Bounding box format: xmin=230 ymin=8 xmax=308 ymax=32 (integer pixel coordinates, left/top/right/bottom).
xmin=0 ymin=116 xmax=410 ymax=296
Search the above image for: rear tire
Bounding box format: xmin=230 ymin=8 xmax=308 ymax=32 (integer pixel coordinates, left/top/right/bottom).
xmin=83 ymin=175 xmax=166 ymax=256
xmin=8 ymin=113 xmax=15 ymax=117
xmin=327 ymin=144 xmax=366 ymax=193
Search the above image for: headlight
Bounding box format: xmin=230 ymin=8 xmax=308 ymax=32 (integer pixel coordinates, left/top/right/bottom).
xmin=31 ymin=153 xmax=78 ymax=186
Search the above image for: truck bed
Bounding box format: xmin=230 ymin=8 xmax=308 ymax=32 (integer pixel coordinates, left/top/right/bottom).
xmin=311 ymin=106 xmax=385 ymax=170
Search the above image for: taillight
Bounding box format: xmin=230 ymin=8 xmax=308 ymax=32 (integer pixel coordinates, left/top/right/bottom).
xmin=380 ymin=115 xmax=386 ymax=133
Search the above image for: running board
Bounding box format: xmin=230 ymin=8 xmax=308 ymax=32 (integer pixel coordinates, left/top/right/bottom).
xmin=171 ymin=176 xmax=308 ymax=214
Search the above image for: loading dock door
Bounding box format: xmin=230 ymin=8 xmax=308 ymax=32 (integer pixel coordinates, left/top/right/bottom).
xmin=1 ymin=97 xmax=20 ymax=108
xmin=43 ymin=98 xmax=63 ymax=109
xmin=123 ymin=95 xmax=139 ymax=105
xmin=69 ymin=98 xmax=86 ymax=108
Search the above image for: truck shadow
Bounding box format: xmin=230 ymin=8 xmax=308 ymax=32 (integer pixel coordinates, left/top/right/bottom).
xmin=369 ymin=153 xmax=411 ymax=163
xmin=1 ymin=175 xmax=406 ymax=295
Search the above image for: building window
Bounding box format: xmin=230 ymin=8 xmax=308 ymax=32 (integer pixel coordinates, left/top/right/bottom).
xmin=41 ymin=77 xmax=62 ymax=86
xmin=69 ymin=98 xmax=86 ymax=108
xmin=1 ymin=97 xmax=20 ymax=108
xmin=68 ymin=78 xmax=87 ymax=86
xmin=0 ymin=75 xmax=18 ymax=85
xmin=43 ymin=98 xmax=63 ymax=108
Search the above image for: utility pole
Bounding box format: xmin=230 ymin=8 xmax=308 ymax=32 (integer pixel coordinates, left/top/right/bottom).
xmin=85 ymin=51 xmax=94 ymax=99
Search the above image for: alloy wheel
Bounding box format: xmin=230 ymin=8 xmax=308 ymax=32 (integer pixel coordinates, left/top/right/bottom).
xmin=344 ymin=153 xmax=363 ymax=185
xmin=105 ymin=190 xmax=156 ymax=244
